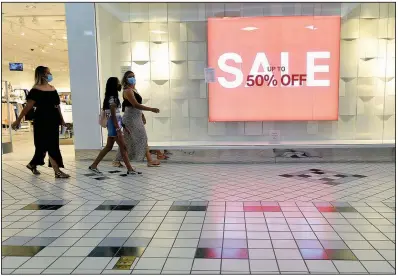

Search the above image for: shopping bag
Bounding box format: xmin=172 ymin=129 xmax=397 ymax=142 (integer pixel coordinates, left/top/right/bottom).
xmin=99 ymin=110 xmax=107 ymax=128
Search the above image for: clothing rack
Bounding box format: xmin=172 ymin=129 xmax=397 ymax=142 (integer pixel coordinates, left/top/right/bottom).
xmin=1 ymin=100 xmax=28 ymax=127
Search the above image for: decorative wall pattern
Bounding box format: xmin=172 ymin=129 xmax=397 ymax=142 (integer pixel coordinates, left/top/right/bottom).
xmin=96 ymin=3 xmax=395 ymax=145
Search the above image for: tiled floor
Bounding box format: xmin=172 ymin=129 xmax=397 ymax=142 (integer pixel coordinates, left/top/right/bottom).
xmin=1 ymin=159 xmax=396 ymax=274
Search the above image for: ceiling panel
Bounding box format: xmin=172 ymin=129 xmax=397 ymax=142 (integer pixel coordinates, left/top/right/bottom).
xmin=2 ymin=3 xmax=69 ymax=71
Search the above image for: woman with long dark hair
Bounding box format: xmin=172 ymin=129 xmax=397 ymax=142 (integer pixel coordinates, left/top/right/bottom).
xmin=88 ymin=77 xmax=139 ymax=175
xmin=11 ymin=66 xmax=70 ymax=178
xmin=113 ymin=71 xmax=161 ymax=167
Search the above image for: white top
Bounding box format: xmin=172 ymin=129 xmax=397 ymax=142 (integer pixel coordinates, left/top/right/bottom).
xmin=104 ymin=96 xmax=121 ymax=117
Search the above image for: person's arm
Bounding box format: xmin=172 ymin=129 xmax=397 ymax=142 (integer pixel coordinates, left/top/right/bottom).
xmin=57 ymin=106 xmax=66 ymax=125
xmin=12 ymin=100 xmax=35 ymax=127
xmin=110 ymin=103 xmax=121 ymax=134
xmin=124 ymin=89 xmax=159 ymax=113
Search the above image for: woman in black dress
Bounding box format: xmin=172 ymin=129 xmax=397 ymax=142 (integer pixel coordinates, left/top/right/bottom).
xmin=11 ymin=66 xmax=70 ymax=178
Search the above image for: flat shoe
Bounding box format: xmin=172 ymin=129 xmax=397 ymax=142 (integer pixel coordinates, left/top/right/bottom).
xmin=26 ymin=164 xmax=40 ymax=175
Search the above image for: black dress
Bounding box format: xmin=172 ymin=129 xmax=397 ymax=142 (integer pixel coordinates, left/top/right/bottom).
xmin=27 ymin=88 xmax=64 ymax=168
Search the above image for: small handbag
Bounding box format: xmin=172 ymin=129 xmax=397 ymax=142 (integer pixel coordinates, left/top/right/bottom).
xmin=98 ymin=110 xmax=107 ymax=128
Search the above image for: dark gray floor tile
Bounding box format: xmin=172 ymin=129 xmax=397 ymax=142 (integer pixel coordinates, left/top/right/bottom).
xmin=33 ymin=200 xmax=56 ymax=205
xmin=88 ymin=246 xmax=121 ymax=257
xmin=195 ymin=248 xmax=222 ymax=259
xmin=116 ymin=247 xmax=145 ymax=257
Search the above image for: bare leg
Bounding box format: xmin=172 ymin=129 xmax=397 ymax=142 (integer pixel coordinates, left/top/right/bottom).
xmin=49 ymin=156 xmax=70 ymax=178
xmin=115 ymin=135 xmax=134 ymax=171
xmin=146 ymin=146 xmax=160 ymax=166
xmin=48 ymin=156 xmax=60 ymax=173
xmin=146 ymin=147 xmax=153 ymax=163
xmin=91 ymin=137 xmax=115 ymax=168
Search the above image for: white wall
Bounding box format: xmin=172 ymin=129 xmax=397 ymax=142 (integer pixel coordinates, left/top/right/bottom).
xmin=2 ymin=65 xmax=71 ymax=92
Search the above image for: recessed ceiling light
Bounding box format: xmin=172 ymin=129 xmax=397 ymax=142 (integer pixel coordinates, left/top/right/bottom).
xmin=151 ymin=30 xmax=166 ymax=34
xmin=49 ymin=42 xmax=54 ymax=46
xmin=13 ymin=43 xmax=16 ymax=46
xmin=62 ymin=35 xmax=67 ymax=39
xmin=20 ymin=32 xmax=25 ymax=36
xmin=241 ymin=27 xmax=258 ymax=31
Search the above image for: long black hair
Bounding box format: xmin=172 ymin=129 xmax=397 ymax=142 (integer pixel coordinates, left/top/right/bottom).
xmin=102 ymin=77 xmax=121 ymax=110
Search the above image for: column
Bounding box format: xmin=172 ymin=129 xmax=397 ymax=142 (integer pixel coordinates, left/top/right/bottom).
xmin=65 ymin=3 xmax=102 ymax=150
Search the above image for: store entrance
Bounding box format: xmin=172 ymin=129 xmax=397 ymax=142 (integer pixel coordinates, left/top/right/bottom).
xmin=2 ymin=3 xmax=74 ymax=159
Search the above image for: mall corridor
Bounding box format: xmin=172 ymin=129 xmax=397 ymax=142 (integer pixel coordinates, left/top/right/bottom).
xmin=1 ymin=158 xmax=395 ymax=274
xmin=2 ymin=1 xmax=396 ymax=275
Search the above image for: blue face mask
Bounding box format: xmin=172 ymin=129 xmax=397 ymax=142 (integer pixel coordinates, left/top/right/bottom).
xmin=46 ymin=74 xmax=53 ymax=82
xmin=127 ymin=77 xmax=136 ymax=85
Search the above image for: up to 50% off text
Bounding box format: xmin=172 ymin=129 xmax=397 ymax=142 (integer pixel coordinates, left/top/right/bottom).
xmin=246 ymin=67 xmax=307 ymax=87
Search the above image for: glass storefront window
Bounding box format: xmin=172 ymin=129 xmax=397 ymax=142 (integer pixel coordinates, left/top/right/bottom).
xmin=95 ymin=3 xmax=395 ymax=145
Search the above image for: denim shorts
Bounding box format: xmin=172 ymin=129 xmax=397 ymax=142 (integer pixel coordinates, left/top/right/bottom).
xmin=107 ymin=116 xmax=122 ymax=137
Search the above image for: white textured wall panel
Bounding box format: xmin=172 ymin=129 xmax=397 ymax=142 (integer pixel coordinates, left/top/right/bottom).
xmin=149 ymin=3 xmax=167 ymax=22
xmin=360 ymin=3 xmax=380 ymax=19
xmin=131 ymin=42 xmax=150 ymax=61
xmin=168 ymin=23 xmax=187 ymax=42
xmin=94 ymin=3 xmax=395 ymax=146
xmin=189 ymin=99 xmax=208 ymax=118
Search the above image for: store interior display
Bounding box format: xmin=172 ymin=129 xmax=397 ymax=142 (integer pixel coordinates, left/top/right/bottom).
xmin=1 ymin=81 xmax=74 ymax=145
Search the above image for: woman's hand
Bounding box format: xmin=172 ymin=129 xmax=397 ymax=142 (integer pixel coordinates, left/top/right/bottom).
xmin=117 ymin=128 xmax=123 ymax=138
xmin=60 ymin=119 xmax=67 ymax=127
xmin=151 ymin=108 xmax=160 ymax=113
xmin=142 ymin=116 xmax=146 ymax=125
xmin=124 ymin=127 xmax=131 ymax=135
xmin=11 ymin=120 xmax=20 ymax=130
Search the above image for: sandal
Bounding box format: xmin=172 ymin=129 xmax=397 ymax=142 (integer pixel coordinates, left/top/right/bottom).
xmin=89 ymin=166 xmax=102 ymax=175
xmin=26 ymin=164 xmax=40 ymax=175
xmin=147 ymin=160 xmax=160 ymax=167
xmin=157 ymin=153 xmax=169 ymax=160
xmin=127 ymin=169 xmax=143 ymax=175
xmin=55 ymin=171 xmax=70 ymax=179
xmin=113 ymin=161 xmax=124 ymax=168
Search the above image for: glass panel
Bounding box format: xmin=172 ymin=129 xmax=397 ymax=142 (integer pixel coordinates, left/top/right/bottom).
xmin=2 ymin=81 xmax=13 ymax=154
xmin=95 ymin=3 xmax=395 ymax=146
